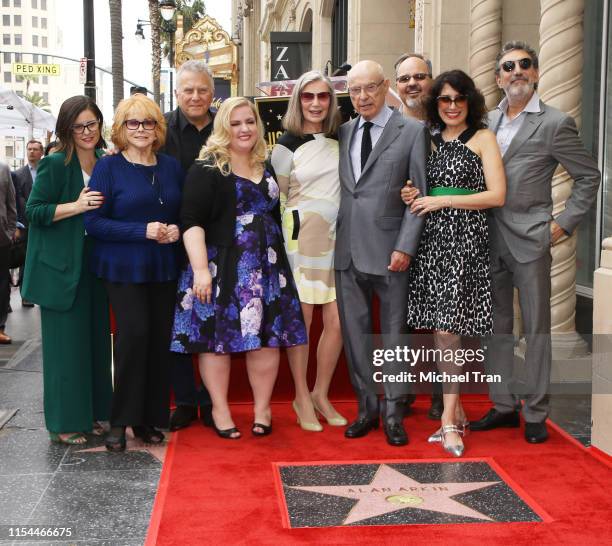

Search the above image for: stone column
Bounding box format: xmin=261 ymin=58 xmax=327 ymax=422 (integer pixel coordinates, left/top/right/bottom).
xmin=538 ymin=0 xmax=589 ymax=361
xmin=592 ymin=238 xmax=612 ymax=455
xmin=469 ymin=0 xmax=502 ymax=110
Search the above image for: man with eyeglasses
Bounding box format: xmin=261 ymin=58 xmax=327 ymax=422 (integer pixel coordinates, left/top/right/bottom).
xmin=335 ymin=60 xmax=428 ymax=447
xmin=160 ymin=60 xmax=216 ymax=432
xmin=470 ymin=40 xmax=600 ymax=443
xmin=394 ymin=53 xmax=445 ymax=421
xmin=394 ymin=53 xmax=433 ymax=122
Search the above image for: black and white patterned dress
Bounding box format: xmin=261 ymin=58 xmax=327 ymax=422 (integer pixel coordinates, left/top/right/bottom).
xmin=407 ymin=127 xmax=492 ymax=337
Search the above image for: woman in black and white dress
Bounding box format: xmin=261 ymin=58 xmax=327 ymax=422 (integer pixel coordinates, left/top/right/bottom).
xmin=403 ymin=70 xmax=506 ymax=457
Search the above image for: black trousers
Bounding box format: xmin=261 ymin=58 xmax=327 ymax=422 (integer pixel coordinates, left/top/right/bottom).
xmin=105 ymin=280 xmax=177 ymax=428
xmin=0 ymin=244 xmax=10 ymax=330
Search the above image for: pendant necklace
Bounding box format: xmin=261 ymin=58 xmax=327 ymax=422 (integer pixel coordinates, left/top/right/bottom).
xmin=124 ymin=151 xmax=164 ymax=205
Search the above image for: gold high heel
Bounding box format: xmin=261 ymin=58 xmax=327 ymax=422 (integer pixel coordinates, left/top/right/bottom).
xmin=311 ymin=396 xmax=348 ymax=427
xmin=441 ymin=425 xmax=464 ymax=457
xmin=292 ymin=400 xmax=323 ymax=432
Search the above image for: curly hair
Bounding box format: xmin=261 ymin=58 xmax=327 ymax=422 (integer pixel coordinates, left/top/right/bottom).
xmin=424 ymin=70 xmax=488 ymax=131
xmin=198 ymin=97 xmax=267 ymax=175
xmin=111 ymin=94 xmax=167 ymax=153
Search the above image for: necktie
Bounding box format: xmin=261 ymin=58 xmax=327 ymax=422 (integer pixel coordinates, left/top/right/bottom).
xmin=360 ymin=121 xmax=373 ymax=171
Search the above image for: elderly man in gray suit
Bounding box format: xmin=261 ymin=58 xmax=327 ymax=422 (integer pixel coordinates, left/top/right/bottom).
xmin=335 ymin=60 xmax=428 ymax=446
xmin=471 ymin=41 xmax=600 ymax=443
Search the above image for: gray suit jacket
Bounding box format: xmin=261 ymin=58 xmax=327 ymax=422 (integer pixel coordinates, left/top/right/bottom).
xmin=0 ymin=162 xmax=17 ymax=247
xmin=13 ymin=164 xmax=33 ymax=227
xmin=489 ymin=101 xmax=600 ymax=263
xmin=335 ymin=108 xmax=428 ymax=276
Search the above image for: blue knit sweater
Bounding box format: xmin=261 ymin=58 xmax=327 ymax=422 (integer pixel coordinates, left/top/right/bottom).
xmin=84 ymin=152 xmax=183 ymax=283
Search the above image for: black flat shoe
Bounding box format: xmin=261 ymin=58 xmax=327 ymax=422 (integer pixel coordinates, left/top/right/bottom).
xmin=105 ymin=426 xmax=126 ymax=452
xmin=345 ymin=417 xmax=379 ymax=438
xmin=213 ymin=423 xmax=241 ymax=439
xmin=524 ymin=422 xmax=548 ymax=443
xmin=132 ymin=425 xmax=165 ymax=445
xmin=169 ymin=405 xmax=198 ymax=431
xmin=470 ymin=408 xmax=520 ymax=431
xmin=251 ymin=422 xmax=272 ymax=437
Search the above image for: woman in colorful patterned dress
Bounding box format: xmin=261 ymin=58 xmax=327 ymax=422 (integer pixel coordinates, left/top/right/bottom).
xmin=271 ymin=71 xmax=346 ymax=432
xmin=171 ymin=97 xmax=307 ymax=439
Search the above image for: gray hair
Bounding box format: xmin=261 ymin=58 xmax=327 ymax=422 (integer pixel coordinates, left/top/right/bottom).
xmin=176 ymin=60 xmax=215 ymax=91
xmin=394 ymin=52 xmax=433 ymax=77
xmin=494 ymin=40 xmax=539 ymax=74
xmin=282 ymin=70 xmax=341 ymax=137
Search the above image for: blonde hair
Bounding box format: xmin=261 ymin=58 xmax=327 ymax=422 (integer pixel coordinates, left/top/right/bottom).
xmin=198 ymin=97 xmax=267 ymax=175
xmin=282 ymin=70 xmax=340 ymax=137
xmin=111 ymin=94 xmax=167 ymax=152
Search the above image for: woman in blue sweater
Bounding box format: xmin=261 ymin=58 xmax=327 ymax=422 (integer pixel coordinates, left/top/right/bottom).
xmin=85 ymin=94 xmax=183 ymax=451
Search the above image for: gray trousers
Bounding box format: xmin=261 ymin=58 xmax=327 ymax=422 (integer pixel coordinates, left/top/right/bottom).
xmin=488 ymin=236 xmax=552 ymax=423
xmin=335 ymin=262 xmax=410 ymax=422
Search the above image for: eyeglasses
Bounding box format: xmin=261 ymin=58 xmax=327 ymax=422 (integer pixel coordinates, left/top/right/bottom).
xmin=396 ymin=73 xmax=430 ymax=84
xmin=124 ymin=119 xmax=157 ymax=131
xmin=436 ymin=95 xmax=468 ymax=107
xmin=501 ymin=58 xmax=533 ymax=72
xmin=71 ymin=120 xmax=100 ymax=134
xmin=300 ymin=91 xmax=331 ymax=102
xmin=348 ymin=80 xmax=385 ymax=97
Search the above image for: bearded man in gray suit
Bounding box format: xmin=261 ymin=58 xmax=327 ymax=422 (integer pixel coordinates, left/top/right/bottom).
xmin=471 ymin=41 xmax=600 ymax=443
xmin=335 ymin=60 xmax=428 ymax=446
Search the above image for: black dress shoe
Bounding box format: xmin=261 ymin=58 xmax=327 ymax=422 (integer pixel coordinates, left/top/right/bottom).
xmin=470 ymin=408 xmax=520 ymax=431
xmin=200 ymin=404 xmax=213 ymax=428
xmin=345 ymin=417 xmax=379 ymax=438
xmin=525 ymin=422 xmax=548 ymax=443
xmin=384 ymin=420 xmax=408 ymax=446
xmin=428 ymin=394 xmax=444 ymax=420
xmin=169 ymin=405 xmax=198 ymax=431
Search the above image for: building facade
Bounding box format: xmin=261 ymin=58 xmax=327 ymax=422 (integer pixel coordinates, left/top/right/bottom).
xmin=232 ymin=0 xmax=612 ymax=451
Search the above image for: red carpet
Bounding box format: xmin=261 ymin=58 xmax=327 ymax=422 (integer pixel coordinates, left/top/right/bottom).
xmin=146 ymin=397 xmax=612 ymax=545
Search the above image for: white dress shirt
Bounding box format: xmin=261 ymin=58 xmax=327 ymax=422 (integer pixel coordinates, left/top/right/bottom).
xmin=350 ymin=106 xmax=393 ymax=182
xmin=495 ymin=91 xmax=541 ymax=156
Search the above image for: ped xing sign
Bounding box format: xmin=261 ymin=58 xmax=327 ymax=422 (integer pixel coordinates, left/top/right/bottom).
xmin=12 ymin=63 xmax=61 ymax=76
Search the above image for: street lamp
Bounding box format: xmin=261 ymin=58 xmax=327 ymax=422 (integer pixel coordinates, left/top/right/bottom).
xmin=159 ymin=0 xmax=177 ymax=22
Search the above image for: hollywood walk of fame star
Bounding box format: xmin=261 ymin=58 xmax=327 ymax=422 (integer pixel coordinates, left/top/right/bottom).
xmin=290 ymin=464 xmax=500 ymax=525
xmin=74 ymin=429 xmax=172 ymax=463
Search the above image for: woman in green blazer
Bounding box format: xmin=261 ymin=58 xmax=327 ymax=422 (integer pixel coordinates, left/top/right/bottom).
xmin=22 ymin=96 xmax=113 ymax=445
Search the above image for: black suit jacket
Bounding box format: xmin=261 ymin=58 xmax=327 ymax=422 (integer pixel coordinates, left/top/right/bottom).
xmin=13 ymin=165 xmax=34 ymax=227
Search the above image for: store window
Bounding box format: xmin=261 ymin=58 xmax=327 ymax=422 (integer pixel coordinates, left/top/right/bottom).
xmin=331 ymin=0 xmax=348 ymax=72
xmin=576 ymin=0 xmax=604 ymax=290
xmin=601 ymin=3 xmax=612 ymax=244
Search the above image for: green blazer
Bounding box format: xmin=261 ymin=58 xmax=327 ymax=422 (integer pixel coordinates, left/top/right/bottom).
xmin=22 ymin=150 xmax=104 ymax=311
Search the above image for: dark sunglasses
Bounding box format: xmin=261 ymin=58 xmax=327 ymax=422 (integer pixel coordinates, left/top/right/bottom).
xmin=436 ymin=95 xmax=468 ymax=107
xmin=300 ymin=91 xmax=331 ymax=102
xmin=396 ymin=73 xmax=429 ymax=84
xmin=501 ymin=57 xmax=533 ymax=72
xmin=124 ymin=119 xmax=157 ymax=131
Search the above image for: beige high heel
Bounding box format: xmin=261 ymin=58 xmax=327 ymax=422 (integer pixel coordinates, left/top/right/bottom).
xmin=292 ymin=400 xmax=323 ymax=432
xmin=311 ymin=396 xmax=348 ymax=426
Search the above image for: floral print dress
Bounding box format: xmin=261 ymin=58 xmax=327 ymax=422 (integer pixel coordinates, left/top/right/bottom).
xmin=171 ymin=172 xmax=307 ymax=354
